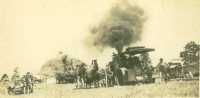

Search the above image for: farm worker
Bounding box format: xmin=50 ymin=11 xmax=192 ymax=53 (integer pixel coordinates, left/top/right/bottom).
xmin=157 ymin=58 xmax=167 ymax=82
xmin=0 ymin=74 xmax=9 ymax=83
xmin=24 ymin=72 xmax=34 ymax=93
xmin=0 ymin=74 xmax=10 ymax=94
xmin=11 ymin=71 xmax=21 ymax=87
xmin=91 ymin=59 xmax=99 ymax=72
xmin=24 ymin=72 xmax=34 ymax=83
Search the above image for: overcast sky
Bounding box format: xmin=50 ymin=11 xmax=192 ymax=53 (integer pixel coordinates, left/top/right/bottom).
xmin=0 ymin=0 xmax=199 ymax=74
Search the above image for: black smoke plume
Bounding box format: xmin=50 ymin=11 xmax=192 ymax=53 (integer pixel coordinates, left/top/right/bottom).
xmin=88 ymin=1 xmax=146 ymax=54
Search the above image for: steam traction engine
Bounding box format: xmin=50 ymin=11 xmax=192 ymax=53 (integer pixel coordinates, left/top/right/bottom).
xmin=110 ymin=46 xmax=155 ymax=85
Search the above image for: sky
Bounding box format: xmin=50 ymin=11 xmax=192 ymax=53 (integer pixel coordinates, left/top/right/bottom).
xmin=0 ymin=0 xmax=199 ymax=74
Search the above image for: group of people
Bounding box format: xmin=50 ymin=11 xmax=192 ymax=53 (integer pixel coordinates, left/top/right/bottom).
xmin=0 ymin=71 xmax=35 ymax=94
xmin=156 ymin=58 xmax=194 ymax=83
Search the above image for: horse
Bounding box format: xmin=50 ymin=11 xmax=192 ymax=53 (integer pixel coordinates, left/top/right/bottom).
xmin=84 ymin=69 xmax=100 ymax=88
xmin=55 ymin=73 xmax=66 ymax=84
xmin=75 ymin=64 xmax=87 ymax=88
xmin=75 ymin=60 xmax=101 ymax=89
xmin=84 ymin=59 xmax=100 ymax=88
xmin=97 ymin=68 xmax=115 ymax=87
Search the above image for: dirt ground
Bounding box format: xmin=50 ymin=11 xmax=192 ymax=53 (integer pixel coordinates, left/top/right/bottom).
xmin=0 ymin=80 xmax=199 ymax=98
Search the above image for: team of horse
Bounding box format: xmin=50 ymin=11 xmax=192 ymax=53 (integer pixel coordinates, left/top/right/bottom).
xmin=73 ymin=60 xmax=132 ymax=89
xmin=74 ymin=60 xmax=121 ymax=88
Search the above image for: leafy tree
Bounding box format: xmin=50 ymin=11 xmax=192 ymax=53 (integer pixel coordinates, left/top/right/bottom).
xmin=180 ymin=41 xmax=200 ymax=66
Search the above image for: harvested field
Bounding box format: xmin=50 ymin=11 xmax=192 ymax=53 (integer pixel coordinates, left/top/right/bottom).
xmin=0 ymin=80 xmax=198 ymax=98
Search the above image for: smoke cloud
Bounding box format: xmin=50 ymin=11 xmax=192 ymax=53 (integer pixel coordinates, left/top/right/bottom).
xmin=87 ymin=1 xmax=147 ymax=53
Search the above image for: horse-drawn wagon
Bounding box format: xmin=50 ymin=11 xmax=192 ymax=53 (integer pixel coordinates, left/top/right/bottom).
xmin=55 ymin=71 xmax=76 ymax=84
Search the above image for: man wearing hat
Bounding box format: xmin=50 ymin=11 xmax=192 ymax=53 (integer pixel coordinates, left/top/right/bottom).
xmin=23 ymin=72 xmax=34 ymax=94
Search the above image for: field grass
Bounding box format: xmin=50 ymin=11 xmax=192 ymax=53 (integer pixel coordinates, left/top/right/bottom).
xmin=0 ymin=80 xmax=199 ymax=98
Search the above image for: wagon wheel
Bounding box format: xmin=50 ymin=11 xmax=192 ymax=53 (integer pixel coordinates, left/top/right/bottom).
xmin=7 ymin=87 xmax=15 ymax=95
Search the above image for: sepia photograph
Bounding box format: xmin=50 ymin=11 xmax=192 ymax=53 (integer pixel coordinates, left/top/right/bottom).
xmin=0 ymin=0 xmax=199 ymax=98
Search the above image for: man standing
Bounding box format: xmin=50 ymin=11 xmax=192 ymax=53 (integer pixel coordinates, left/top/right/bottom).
xmin=0 ymin=74 xmax=10 ymax=95
xmin=11 ymin=68 xmax=21 ymax=87
xmin=157 ymin=58 xmax=168 ymax=83
xmin=23 ymin=72 xmax=34 ymax=94
xmin=92 ymin=59 xmax=99 ymax=72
